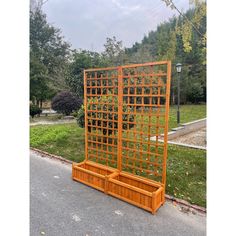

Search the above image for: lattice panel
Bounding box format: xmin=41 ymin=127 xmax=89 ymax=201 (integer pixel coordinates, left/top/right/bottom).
xmin=84 ymin=68 xmax=119 ymax=168
xmin=121 ymin=63 xmax=170 ymax=184
xmin=84 ymin=61 xmax=171 ymax=185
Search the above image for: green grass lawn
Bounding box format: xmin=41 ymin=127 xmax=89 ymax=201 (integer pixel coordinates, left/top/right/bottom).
xmin=168 ymin=104 xmax=206 ymax=130
xmin=30 ymin=113 xmax=64 ymax=123
xmin=131 ymin=104 xmax=206 ymax=137
xmin=30 ymin=121 xmax=206 ymax=207
xmin=30 ymin=124 xmax=85 ymax=161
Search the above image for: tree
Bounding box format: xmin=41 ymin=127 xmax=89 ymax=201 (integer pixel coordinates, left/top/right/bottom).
xmin=102 ymin=36 xmax=125 ymax=66
xmin=30 ymin=55 xmax=55 ymax=105
xmin=51 ymin=91 xmax=82 ymax=115
xmin=162 ymin=0 xmax=206 ymax=56
xmin=186 ymin=81 xmax=204 ymax=104
xmin=30 ymin=104 xmax=42 ymax=118
xmin=67 ymin=50 xmax=107 ymax=98
xmin=125 ymin=2 xmax=206 ymax=104
xmin=30 ymin=8 xmax=71 ymax=106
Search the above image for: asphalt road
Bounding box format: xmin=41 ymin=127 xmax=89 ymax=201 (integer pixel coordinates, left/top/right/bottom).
xmin=30 ymin=151 xmax=206 ymax=236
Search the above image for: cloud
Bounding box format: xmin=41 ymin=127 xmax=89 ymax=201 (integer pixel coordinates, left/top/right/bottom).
xmin=111 ymin=0 xmax=141 ymax=15
xmin=42 ymin=0 xmax=190 ymax=52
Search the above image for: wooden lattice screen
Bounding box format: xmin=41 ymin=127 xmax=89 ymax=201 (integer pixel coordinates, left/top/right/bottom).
xmin=72 ymin=61 xmax=171 ymax=214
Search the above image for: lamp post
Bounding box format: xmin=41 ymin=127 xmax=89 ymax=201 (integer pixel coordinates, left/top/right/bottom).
xmin=176 ymin=63 xmax=182 ymax=125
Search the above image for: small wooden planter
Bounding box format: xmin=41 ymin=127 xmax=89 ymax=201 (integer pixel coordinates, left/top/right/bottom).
xmin=72 ymin=161 xmax=117 ymax=192
xmin=107 ymin=172 xmax=164 ymax=214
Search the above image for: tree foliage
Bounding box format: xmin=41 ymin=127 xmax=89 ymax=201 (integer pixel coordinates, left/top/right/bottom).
xmin=51 ymin=91 xmax=82 ymax=115
xmin=125 ymin=2 xmax=206 ymax=104
xmin=102 ymin=36 xmax=125 ymax=65
xmin=31 ymin=3 xmax=206 ymax=106
xmin=30 ymin=8 xmax=71 ymax=106
xmin=66 ymin=50 xmax=108 ymax=98
xmin=30 ymin=104 xmax=42 ymax=118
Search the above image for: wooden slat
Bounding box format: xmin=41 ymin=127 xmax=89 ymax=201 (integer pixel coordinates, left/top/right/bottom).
xmin=107 ymin=191 xmax=152 ymax=212
xmin=119 ymin=172 xmax=163 ymax=188
xmin=73 ymin=165 xmax=106 ymax=179
xmin=109 ymin=178 xmax=153 ymax=197
xmin=117 ymin=66 xmax=123 ymax=171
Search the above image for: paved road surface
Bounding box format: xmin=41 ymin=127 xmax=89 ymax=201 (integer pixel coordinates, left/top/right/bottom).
xmin=30 ymin=151 xmax=206 ymax=236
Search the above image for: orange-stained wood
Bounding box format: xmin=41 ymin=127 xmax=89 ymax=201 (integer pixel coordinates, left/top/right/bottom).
xmin=83 ymin=70 xmax=88 ymax=161
xmin=72 ymin=61 xmax=171 ymax=214
xmin=117 ymin=66 xmax=123 ymax=171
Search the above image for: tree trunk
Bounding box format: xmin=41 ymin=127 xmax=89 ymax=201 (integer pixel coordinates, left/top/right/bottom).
xmin=40 ymin=100 xmax=43 ymax=109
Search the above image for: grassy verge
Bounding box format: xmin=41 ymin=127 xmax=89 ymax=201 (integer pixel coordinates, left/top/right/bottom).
xmin=168 ymin=104 xmax=206 ymax=130
xmin=167 ymin=145 xmax=206 ymax=207
xmin=30 ymin=123 xmax=206 ymax=207
xmin=30 ymin=124 xmax=85 ymax=162
xmin=30 ymin=113 xmax=64 ymax=123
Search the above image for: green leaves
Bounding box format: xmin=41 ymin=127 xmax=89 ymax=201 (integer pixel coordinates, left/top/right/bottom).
xmin=67 ymin=50 xmax=107 ymax=98
xmin=30 ymin=9 xmax=70 ymax=103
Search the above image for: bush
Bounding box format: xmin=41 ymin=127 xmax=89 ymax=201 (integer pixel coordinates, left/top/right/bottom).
xmin=77 ymin=95 xmax=134 ymax=136
xmin=52 ymin=91 xmax=82 ymax=115
xmin=71 ymin=111 xmax=78 ymax=118
xmin=30 ymin=104 xmax=42 ymax=118
xmin=77 ymin=105 xmax=85 ymax=128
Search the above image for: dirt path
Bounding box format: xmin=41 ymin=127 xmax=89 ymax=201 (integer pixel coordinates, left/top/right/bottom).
xmin=171 ymin=127 xmax=206 ymax=147
xmin=30 ymin=119 xmax=76 ymax=126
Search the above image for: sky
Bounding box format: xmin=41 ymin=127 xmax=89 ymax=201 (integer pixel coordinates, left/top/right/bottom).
xmin=42 ymin=0 xmax=190 ymax=52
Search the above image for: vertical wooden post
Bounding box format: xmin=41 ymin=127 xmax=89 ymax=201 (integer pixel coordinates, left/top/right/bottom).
xmin=84 ymin=70 xmax=88 ymax=161
xmin=162 ymin=61 xmax=172 ymax=193
xmin=117 ymin=66 xmax=123 ymax=171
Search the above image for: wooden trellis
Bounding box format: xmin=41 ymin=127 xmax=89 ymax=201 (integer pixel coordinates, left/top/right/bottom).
xmin=72 ymin=61 xmax=171 ymax=214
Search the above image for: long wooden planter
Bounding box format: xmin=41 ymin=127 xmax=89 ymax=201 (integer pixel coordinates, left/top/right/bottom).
xmin=72 ymin=161 xmax=164 ymax=214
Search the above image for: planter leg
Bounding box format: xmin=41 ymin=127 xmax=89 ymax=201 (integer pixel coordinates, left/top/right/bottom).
xmin=104 ymin=176 xmax=108 ymax=194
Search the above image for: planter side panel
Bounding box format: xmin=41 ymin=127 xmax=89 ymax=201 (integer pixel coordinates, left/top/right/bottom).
xmin=118 ymin=175 xmax=157 ymax=192
xmin=153 ymin=188 xmax=164 ymax=212
xmin=108 ymin=181 xmax=152 ymax=211
xmin=72 ymin=164 xmax=106 ymax=191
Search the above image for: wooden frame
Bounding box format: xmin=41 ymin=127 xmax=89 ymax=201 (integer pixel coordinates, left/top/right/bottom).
xmin=72 ymin=61 xmax=171 ymax=214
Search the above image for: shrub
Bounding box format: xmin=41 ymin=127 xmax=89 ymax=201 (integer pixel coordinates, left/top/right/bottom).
xmin=77 ymin=105 xmax=85 ymax=128
xmin=30 ymin=104 xmax=42 ymax=118
xmin=52 ymin=91 xmax=82 ymax=115
xmin=77 ymin=94 xmax=134 ymax=136
xmin=71 ymin=111 xmax=78 ymax=118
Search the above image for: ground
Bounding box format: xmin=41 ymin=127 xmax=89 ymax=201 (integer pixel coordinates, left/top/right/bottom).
xmin=30 ymin=151 xmax=206 ymax=236
xmin=171 ymin=127 xmax=206 ymax=147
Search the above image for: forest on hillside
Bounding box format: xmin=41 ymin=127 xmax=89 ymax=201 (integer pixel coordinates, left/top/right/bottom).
xmin=30 ymin=1 xmax=206 ymax=107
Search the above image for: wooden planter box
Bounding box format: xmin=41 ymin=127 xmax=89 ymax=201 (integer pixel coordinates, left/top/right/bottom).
xmin=72 ymin=162 xmax=164 ymax=214
xmin=107 ymin=172 xmax=164 ymax=214
xmin=72 ymin=161 xmax=117 ymax=192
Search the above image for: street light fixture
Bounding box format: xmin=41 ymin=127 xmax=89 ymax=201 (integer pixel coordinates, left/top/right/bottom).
xmin=176 ymin=63 xmax=182 ymax=73
xmin=176 ymin=63 xmax=182 ymax=125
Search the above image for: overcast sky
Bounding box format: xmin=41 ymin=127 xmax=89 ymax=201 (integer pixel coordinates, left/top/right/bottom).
xmin=42 ymin=0 xmax=190 ymax=52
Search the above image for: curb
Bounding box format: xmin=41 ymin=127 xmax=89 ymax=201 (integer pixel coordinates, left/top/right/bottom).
xmin=30 ymin=147 xmax=73 ymax=165
xmin=30 ymin=147 xmax=206 ymax=214
xmin=158 ymin=139 xmax=207 ymax=150
xmin=165 ymin=194 xmax=206 ymax=214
